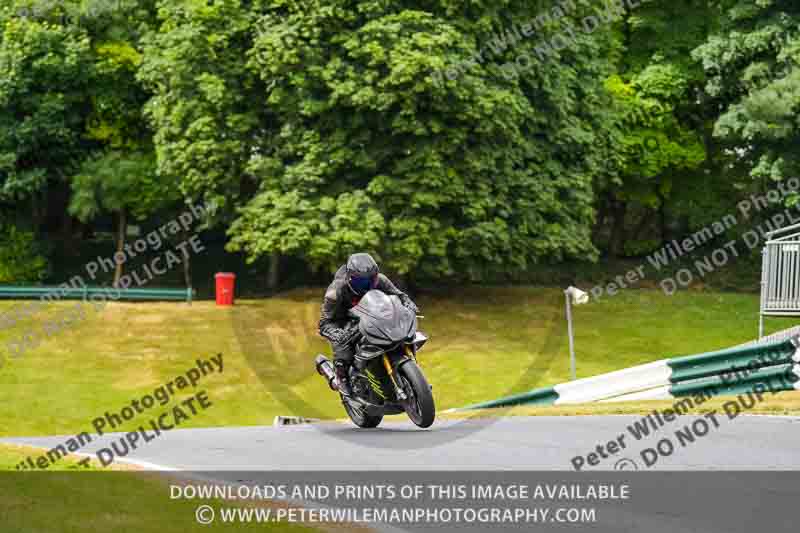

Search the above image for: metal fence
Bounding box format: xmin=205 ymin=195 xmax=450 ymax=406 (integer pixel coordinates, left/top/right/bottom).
xmin=0 ymin=286 xmax=194 ymax=303
xmin=760 ymin=223 xmax=800 ymax=337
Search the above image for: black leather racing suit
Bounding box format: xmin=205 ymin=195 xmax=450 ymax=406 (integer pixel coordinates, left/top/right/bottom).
xmin=318 ymin=265 xmax=416 ymax=362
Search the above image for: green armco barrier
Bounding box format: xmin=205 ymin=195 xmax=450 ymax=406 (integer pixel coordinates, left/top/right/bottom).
xmin=458 ymin=386 xmax=559 ymax=410
xmin=667 ymin=337 xmax=799 ymax=384
xmin=454 ymin=335 xmax=800 ymax=412
xmin=0 ymin=286 xmax=193 ymax=302
xmin=670 ymin=363 xmax=800 ymax=398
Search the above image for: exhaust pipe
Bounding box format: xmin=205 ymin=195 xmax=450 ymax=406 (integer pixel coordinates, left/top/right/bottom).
xmin=315 ymin=355 xmax=338 ymax=391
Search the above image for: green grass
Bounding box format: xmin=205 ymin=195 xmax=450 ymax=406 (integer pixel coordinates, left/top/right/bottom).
xmin=0 ymin=287 xmax=796 ymax=438
xmin=0 ymin=444 xmax=313 ymax=533
xmin=0 ymin=443 xmax=108 ymax=471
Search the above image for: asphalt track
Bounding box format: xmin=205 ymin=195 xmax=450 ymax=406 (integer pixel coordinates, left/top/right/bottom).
xmin=3 ymin=414 xmax=800 ymax=471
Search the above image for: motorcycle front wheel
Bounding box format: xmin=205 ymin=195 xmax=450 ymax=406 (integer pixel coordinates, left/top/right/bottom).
xmin=398 ymin=361 xmax=436 ymax=428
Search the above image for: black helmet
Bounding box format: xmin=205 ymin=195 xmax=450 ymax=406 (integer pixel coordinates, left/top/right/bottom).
xmin=346 ymin=253 xmax=379 ymax=295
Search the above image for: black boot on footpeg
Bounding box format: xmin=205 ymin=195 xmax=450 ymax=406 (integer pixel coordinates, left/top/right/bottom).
xmin=334 ymin=360 xmax=353 ymax=397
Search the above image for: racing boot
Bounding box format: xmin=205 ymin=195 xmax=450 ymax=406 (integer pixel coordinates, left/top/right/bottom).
xmin=334 ymin=360 xmax=353 ymax=397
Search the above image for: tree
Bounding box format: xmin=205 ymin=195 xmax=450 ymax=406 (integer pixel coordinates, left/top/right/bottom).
xmin=57 ymin=1 xmax=183 ymax=286
xmin=0 ymin=222 xmax=49 ymax=283
xmin=693 ymin=0 xmax=800 ymax=195
xmin=594 ymin=1 xmax=712 ymax=256
xmin=226 ymin=0 xmax=621 ymax=280
xmin=138 ymin=0 xmax=266 ymax=211
xmin=0 ymin=0 xmax=164 ymax=260
xmin=138 ymin=0 xmax=271 ymax=283
xmin=69 ymin=151 xmax=177 ymax=286
xmin=228 ymin=189 xmax=386 ymax=275
xmin=0 ymin=10 xmax=93 ymax=225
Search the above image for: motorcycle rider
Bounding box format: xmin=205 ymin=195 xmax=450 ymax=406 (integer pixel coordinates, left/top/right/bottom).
xmin=318 ymin=253 xmax=419 ymax=396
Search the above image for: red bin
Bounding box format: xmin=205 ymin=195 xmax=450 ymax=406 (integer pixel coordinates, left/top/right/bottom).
xmin=215 ymin=273 xmax=236 ymax=306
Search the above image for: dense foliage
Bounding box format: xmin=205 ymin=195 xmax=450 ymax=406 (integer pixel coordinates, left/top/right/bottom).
xmin=0 ymin=222 xmax=48 ymax=283
xmin=0 ymin=0 xmax=798 ymax=286
xmin=694 ymin=0 xmax=800 ymax=186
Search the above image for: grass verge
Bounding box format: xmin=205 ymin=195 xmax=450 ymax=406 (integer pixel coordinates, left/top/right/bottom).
xmin=0 ymin=444 xmax=318 ymax=533
xmin=0 ymin=443 xmax=111 ymax=471
xmin=0 ymin=287 xmax=796 ymax=437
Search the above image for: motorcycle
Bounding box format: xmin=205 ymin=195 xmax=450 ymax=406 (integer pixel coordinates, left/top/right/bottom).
xmin=315 ymin=289 xmax=435 ymax=429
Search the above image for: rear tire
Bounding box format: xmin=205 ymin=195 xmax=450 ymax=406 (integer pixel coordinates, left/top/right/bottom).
xmin=343 ymin=397 xmax=383 ymax=428
xmin=398 ymin=361 xmax=436 ymax=428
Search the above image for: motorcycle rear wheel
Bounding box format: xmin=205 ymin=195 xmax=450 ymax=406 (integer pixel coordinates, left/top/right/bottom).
xmin=398 ymin=361 xmax=436 ymax=428
xmin=343 ymin=396 xmax=383 ymax=428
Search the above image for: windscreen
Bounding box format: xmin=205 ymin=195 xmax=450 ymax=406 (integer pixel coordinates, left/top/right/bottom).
xmin=350 ymin=290 xmax=416 ymax=346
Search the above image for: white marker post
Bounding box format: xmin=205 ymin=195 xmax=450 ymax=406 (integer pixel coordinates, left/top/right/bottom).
xmin=564 ymin=286 xmax=589 ymax=381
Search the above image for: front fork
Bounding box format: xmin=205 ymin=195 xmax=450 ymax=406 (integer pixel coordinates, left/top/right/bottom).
xmin=383 ymin=354 xmax=408 ymax=401
xmin=383 ymin=345 xmax=418 ymax=402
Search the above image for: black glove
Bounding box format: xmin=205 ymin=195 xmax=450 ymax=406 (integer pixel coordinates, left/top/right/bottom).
xmin=400 ymin=295 xmax=420 ymax=314
xmin=322 ymin=327 xmax=347 ymax=345
xmin=323 ymin=320 xmax=360 ymax=345
xmin=341 ymin=320 xmax=361 ymax=343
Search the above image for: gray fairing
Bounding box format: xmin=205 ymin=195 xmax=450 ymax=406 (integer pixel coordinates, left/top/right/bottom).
xmin=348 ymin=290 xmax=417 ymax=359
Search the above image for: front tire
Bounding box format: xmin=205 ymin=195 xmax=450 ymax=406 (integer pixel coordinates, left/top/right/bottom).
xmin=342 ymin=396 xmax=383 ymax=428
xmin=398 ymin=361 xmax=436 ymax=428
